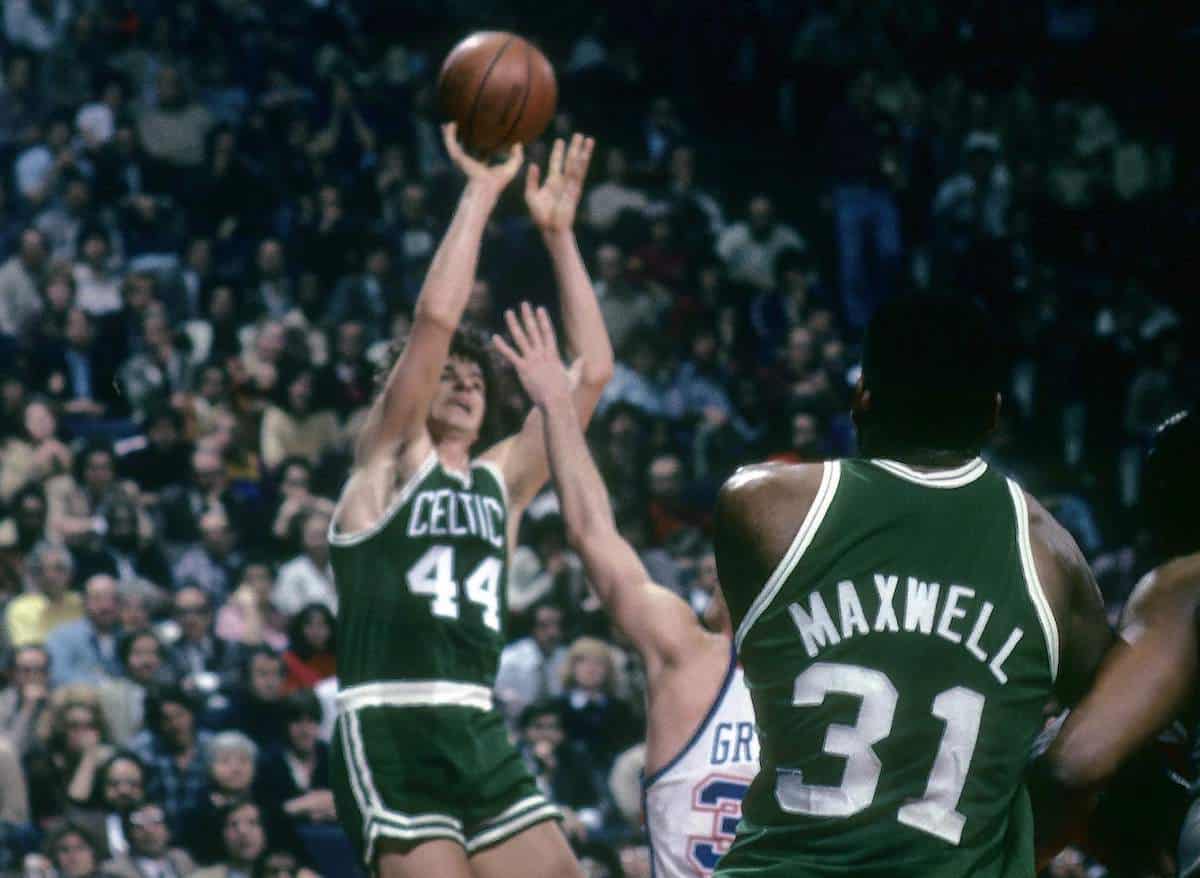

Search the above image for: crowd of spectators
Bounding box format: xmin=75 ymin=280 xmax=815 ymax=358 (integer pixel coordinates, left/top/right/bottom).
xmin=1 ymin=1 xmax=1198 ymax=876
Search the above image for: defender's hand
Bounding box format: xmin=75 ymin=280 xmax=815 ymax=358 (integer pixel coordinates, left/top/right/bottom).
xmin=525 ymin=133 xmax=595 ymax=233
xmin=493 ymin=303 xmax=572 ymax=409
xmin=442 ymin=122 xmax=524 ymax=197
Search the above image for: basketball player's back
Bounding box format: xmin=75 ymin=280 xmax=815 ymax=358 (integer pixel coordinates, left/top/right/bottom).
xmin=712 ymin=295 xmax=1112 ymax=877
xmin=718 ymin=457 xmax=1055 ymax=876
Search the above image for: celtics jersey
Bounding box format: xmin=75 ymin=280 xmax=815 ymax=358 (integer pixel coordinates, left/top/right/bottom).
xmin=717 ymin=458 xmax=1057 ymax=878
xmin=329 ymin=451 xmax=509 ymax=691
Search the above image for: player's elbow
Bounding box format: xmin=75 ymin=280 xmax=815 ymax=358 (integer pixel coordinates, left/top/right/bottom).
xmin=411 ymin=303 xmax=460 ymax=335
xmin=576 ymin=352 xmax=614 ymax=394
xmin=1044 ymin=735 xmax=1119 ymax=793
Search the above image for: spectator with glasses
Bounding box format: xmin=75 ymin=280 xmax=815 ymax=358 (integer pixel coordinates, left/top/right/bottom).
xmin=165 ymin=586 xmax=245 ymax=700
xmin=102 ymin=799 xmax=196 ymax=878
xmin=23 ymin=686 xmax=113 ymax=827
xmin=0 ymin=644 xmax=51 ymax=756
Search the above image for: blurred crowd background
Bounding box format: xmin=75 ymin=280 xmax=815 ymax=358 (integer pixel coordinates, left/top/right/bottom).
xmin=2 ymin=1 xmax=1198 ymax=876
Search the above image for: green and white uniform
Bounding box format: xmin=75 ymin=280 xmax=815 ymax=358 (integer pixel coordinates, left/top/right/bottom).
xmin=716 ymin=458 xmax=1058 ymax=877
xmin=329 ymin=451 xmax=557 ymax=865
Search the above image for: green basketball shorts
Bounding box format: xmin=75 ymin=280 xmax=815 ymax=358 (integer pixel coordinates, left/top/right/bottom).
xmin=330 ymin=681 xmax=560 ymax=866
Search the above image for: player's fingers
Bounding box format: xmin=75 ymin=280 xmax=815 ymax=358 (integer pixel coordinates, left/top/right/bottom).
xmin=492 ymin=334 xmax=521 ymax=367
xmin=520 ymin=302 xmax=541 ymax=348
xmin=579 ymin=136 xmax=595 ymax=176
xmin=547 ymin=138 xmax=565 ymax=182
xmin=525 ymin=162 xmax=540 ymax=200
xmin=442 ymin=123 xmax=465 ymax=161
xmin=535 ymin=307 xmax=558 ymax=354
xmin=505 ymin=307 xmax=533 ymax=355
xmin=566 ymin=133 xmax=584 ymax=176
xmin=499 ymin=142 xmax=524 ymax=178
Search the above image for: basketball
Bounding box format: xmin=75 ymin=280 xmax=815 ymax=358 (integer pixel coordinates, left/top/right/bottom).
xmin=437 ymin=31 xmax=558 ymax=157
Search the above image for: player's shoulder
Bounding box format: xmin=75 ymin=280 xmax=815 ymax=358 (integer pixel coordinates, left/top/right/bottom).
xmin=1127 ymin=551 xmax=1200 ymax=618
xmin=716 ymin=460 xmax=827 ymax=524
xmin=714 ymin=461 xmax=829 ymax=598
xmin=1021 ymin=488 xmax=1088 ymax=574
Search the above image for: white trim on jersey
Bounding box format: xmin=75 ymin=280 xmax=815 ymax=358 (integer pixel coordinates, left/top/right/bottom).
xmin=1006 ymin=480 xmax=1060 ymax=681
xmin=337 ymin=679 xmax=494 ymax=712
xmin=735 ymin=460 xmax=842 ymax=652
xmin=868 ymin=457 xmax=988 ymax=488
xmin=328 ymin=450 xmax=439 ymax=547
xmin=474 ymin=459 xmax=510 ymax=511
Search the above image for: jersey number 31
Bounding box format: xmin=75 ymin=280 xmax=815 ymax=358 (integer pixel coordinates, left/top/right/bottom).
xmin=777 ymin=661 xmax=984 ymax=846
xmin=407 ymin=545 xmax=502 ymax=632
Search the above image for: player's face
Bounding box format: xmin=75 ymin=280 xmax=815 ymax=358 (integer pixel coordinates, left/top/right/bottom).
xmin=429 ymin=357 xmax=486 ymax=438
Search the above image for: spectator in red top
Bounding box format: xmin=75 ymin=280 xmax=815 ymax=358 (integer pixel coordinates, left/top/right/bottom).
xmin=281 ymin=604 xmax=335 ymax=694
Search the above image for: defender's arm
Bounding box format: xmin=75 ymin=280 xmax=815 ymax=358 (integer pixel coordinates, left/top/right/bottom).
xmin=494 ymin=306 xmax=693 ymax=673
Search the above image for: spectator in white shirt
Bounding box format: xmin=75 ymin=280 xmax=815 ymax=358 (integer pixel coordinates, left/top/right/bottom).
xmin=494 ymin=601 xmax=569 ymax=726
xmin=72 ymin=225 xmax=122 ymax=315
xmin=716 ymin=194 xmax=805 ymax=291
xmin=584 ymin=147 xmax=649 ymax=232
xmin=271 ymin=510 xmax=335 ymax=617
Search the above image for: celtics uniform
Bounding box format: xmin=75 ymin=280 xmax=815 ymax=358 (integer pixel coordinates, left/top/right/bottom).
xmin=716 ymin=458 xmax=1058 ymax=878
xmin=328 ymin=451 xmax=558 ymax=865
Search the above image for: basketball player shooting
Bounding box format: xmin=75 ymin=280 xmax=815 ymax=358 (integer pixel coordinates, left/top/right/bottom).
xmin=493 ymin=304 xmax=759 ymax=878
xmin=710 ymin=295 xmax=1113 ymax=877
xmin=327 ymin=124 xmax=611 ymax=878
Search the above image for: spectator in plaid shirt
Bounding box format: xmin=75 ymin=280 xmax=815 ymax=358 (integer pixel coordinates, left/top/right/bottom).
xmin=134 ymin=685 xmax=211 ymax=835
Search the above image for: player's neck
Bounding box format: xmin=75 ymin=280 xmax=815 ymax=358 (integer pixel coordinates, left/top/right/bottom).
xmin=435 ymin=438 xmax=473 ymax=473
xmin=858 ymin=441 xmax=979 ymax=471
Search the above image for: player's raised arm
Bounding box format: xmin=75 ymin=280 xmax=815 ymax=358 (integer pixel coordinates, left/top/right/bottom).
xmin=483 ymin=134 xmax=614 ymax=513
xmin=354 ymin=124 xmax=523 ymax=469
xmin=493 ymin=305 xmax=695 ymax=673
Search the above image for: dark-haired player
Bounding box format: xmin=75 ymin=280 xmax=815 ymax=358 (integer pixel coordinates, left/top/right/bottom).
xmin=1042 ymin=410 xmax=1200 ymax=872
xmin=712 ymin=294 xmax=1112 ymax=877
xmin=328 ymin=125 xmax=611 ymax=878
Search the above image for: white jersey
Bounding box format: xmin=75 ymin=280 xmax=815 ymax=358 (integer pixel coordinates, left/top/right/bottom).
xmin=643 ymin=647 xmax=759 ymax=877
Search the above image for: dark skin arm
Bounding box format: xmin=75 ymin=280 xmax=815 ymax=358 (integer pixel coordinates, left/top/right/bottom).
xmin=1046 ymin=552 xmax=1200 ymax=788
xmin=713 ymin=462 xmax=826 ymax=635
xmin=1024 ymin=491 xmax=1115 ymax=708
xmin=1033 ymin=552 xmax=1200 ymax=869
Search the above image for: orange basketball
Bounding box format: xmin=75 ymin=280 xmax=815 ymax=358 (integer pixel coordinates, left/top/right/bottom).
xmin=437 ymin=31 xmax=558 ymax=157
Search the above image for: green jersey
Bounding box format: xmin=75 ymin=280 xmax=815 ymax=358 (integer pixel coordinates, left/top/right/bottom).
xmin=329 ymin=452 xmax=510 ymax=690
xmin=717 ymin=458 xmax=1057 ymax=878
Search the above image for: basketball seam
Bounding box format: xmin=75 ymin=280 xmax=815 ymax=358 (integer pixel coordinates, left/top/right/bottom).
xmin=486 ymin=42 xmax=533 ymax=154
xmin=463 ymin=36 xmax=515 ymax=153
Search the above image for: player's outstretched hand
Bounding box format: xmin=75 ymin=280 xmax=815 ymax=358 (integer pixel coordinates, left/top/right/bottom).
xmin=442 ymin=122 xmax=524 ymax=197
xmin=493 ymin=303 xmax=572 ymax=409
xmin=525 ymin=132 xmax=595 ymax=233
